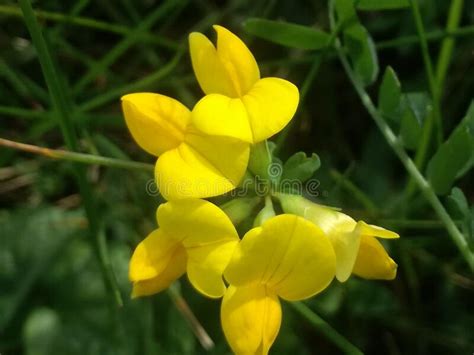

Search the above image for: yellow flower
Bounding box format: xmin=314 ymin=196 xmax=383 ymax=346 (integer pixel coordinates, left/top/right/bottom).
xmin=189 ymin=25 xmax=300 ymax=143
xmin=129 ymin=199 xmax=239 ymax=298
xmin=278 ymin=193 xmax=399 ymax=282
xmin=121 ymin=93 xmax=249 ymax=200
xmin=221 ymin=214 xmax=336 ymax=355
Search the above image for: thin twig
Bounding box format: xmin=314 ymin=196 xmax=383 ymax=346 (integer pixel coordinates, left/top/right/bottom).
xmin=0 ymin=138 xmax=154 ymax=171
xmin=328 ymin=0 xmax=474 ymax=271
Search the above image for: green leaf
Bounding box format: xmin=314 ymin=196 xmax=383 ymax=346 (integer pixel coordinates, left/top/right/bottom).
xmin=344 ymin=23 xmax=379 ymax=86
xmin=243 ymin=18 xmax=331 ymax=50
xmin=334 ymin=0 xmax=358 ymax=24
xmin=334 ymin=0 xmax=379 ymax=86
xmin=357 ymin=0 xmax=409 ymax=10
xmin=427 ymin=127 xmax=474 ymax=195
xmin=378 ymin=66 xmax=401 ymax=121
xmin=281 ymin=152 xmax=321 ymax=183
xmin=400 ymin=108 xmax=422 ymax=150
xmin=403 ymin=92 xmax=432 ymax=125
xmin=398 ymin=92 xmax=431 ymax=150
xmin=447 ymin=187 xmax=474 ymax=241
xmin=447 ymin=187 xmax=469 ymax=219
xmin=23 ymin=308 xmax=61 ymax=355
xmin=463 ymin=100 xmax=474 ymax=134
xmin=450 ymin=100 xmax=474 ymax=177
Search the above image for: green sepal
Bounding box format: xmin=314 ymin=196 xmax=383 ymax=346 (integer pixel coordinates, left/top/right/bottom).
xmin=281 ymin=152 xmax=321 ymax=184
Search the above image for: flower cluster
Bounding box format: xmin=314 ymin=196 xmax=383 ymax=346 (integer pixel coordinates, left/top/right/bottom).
xmin=122 ymin=25 xmax=399 ymax=355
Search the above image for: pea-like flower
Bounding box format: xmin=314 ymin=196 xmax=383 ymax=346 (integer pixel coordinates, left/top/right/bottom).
xmin=278 ymin=193 xmax=399 ymax=282
xmin=221 ymin=214 xmax=336 ymax=355
xmin=129 ymin=199 xmax=239 ymax=298
xmin=189 ymin=25 xmax=299 ymax=143
xmin=121 ymin=93 xmax=249 ymax=200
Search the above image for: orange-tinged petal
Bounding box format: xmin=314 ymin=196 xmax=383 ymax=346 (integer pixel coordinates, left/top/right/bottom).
xmin=221 ymin=285 xmax=281 ymax=355
xmin=352 ymin=235 xmax=398 ymax=280
xmin=121 ymin=93 xmax=189 ymax=156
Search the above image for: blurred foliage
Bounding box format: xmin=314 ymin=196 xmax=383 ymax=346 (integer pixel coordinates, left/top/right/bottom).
xmin=0 ymin=0 xmax=473 ymax=354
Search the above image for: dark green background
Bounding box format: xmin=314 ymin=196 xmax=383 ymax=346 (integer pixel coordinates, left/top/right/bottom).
xmin=1 ymin=0 xmax=473 ymax=354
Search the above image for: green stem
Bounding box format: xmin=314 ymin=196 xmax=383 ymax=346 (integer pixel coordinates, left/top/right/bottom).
xmin=290 ymin=302 xmax=364 ymax=355
xmin=409 ymin=0 xmax=443 ymax=145
xmin=275 ymin=19 xmax=344 ymax=152
xmin=377 ymin=219 xmax=463 ymax=229
xmin=398 ymin=0 xmax=463 ymax=212
xmin=0 ymin=5 xmax=177 ymax=49
xmin=71 ymin=0 xmax=182 ymax=95
xmin=19 ymin=0 xmax=124 ymax=306
xmin=0 ymin=138 xmax=154 ymax=171
xmin=0 ymin=105 xmax=47 ymax=119
xmin=274 ymin=54 xmax=323 ymax=151
xmin=435 ymin=0 xmax=463 ymax=98
xmin=329 ymin=169 xmax=378 ymax=217
xmin=77 ymin=49 xmax=184 ymax=112
xmin=329 ymin=0 xmax=474 ymax=271
xmin=376 ymin=25 xmax=474 ymax=50
xmin=167 ymin=283 xmax=215 ymax=351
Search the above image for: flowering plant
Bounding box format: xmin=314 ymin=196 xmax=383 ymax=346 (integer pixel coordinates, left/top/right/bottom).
xmin=122 ymin=25 xmax=398 ymax=354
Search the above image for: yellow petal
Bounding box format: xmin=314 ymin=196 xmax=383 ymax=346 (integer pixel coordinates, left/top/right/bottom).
xmin=355 ymin=220 xmax=400 ymax=239
xmin=242 ymin=77 xmax=299 ymax=143
xmin=187 ymin=240 xmax=238 ymax=298
xmin=157 ymin=199 xmax=239 ymax=244
xmin=290 ymin=200 xmax=360 ymax=283
xmin=128 ymin=229 xmax=187 ymax=298
xmin=214 ymin=25 xmax=260 ymax=96
xmin=277 ymin=194 xmax=398 ymax=282
xmin=157 ymin=199 xmax=240 ymax=298
xmin=121 ymin=93 xmax=190 ymax=155
xmin=277 ymin=193 xmax=348 ymax=234
xmin=329 ymin=221 xmax=398 ymax=282
xmin=352 ymin=235 xmax=398 ymax=280
xmin=131 ymin=245 xmax=187 ymax=298
xmin=327 ymin=223 xmax=361 ymax=283
xmin=155 ymin=131 xmax=249 ymax=199
xmin=191 ymin=78 xmax=299 ymax=143
xmin=225 ymin=214 xmax=336 ymax=301
xmin=188 ymin=32 xmax=238 ymax=97
xmin=189 ymin=25 xmax=259 ymax=97
xmin=129 ymin=229 xmax=180 ymax=282
xmin=191 ymin=94 xmax=253 ymax=142
xmin=221 ymin=285 xmax=281 ymax=355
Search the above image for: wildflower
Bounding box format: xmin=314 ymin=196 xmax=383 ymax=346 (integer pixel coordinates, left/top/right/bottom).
xmin=221 ymin=214 xmax=336 ymax=354
xmin=129 ymin=199 xmax=239 ymax=298
xmin=277 ymin=193 xmax=399 ymax=282
xmin=121 ymin=93 xmax=249 ymax=200
xmin=189 ymin=25 xmax=299 ymax=143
